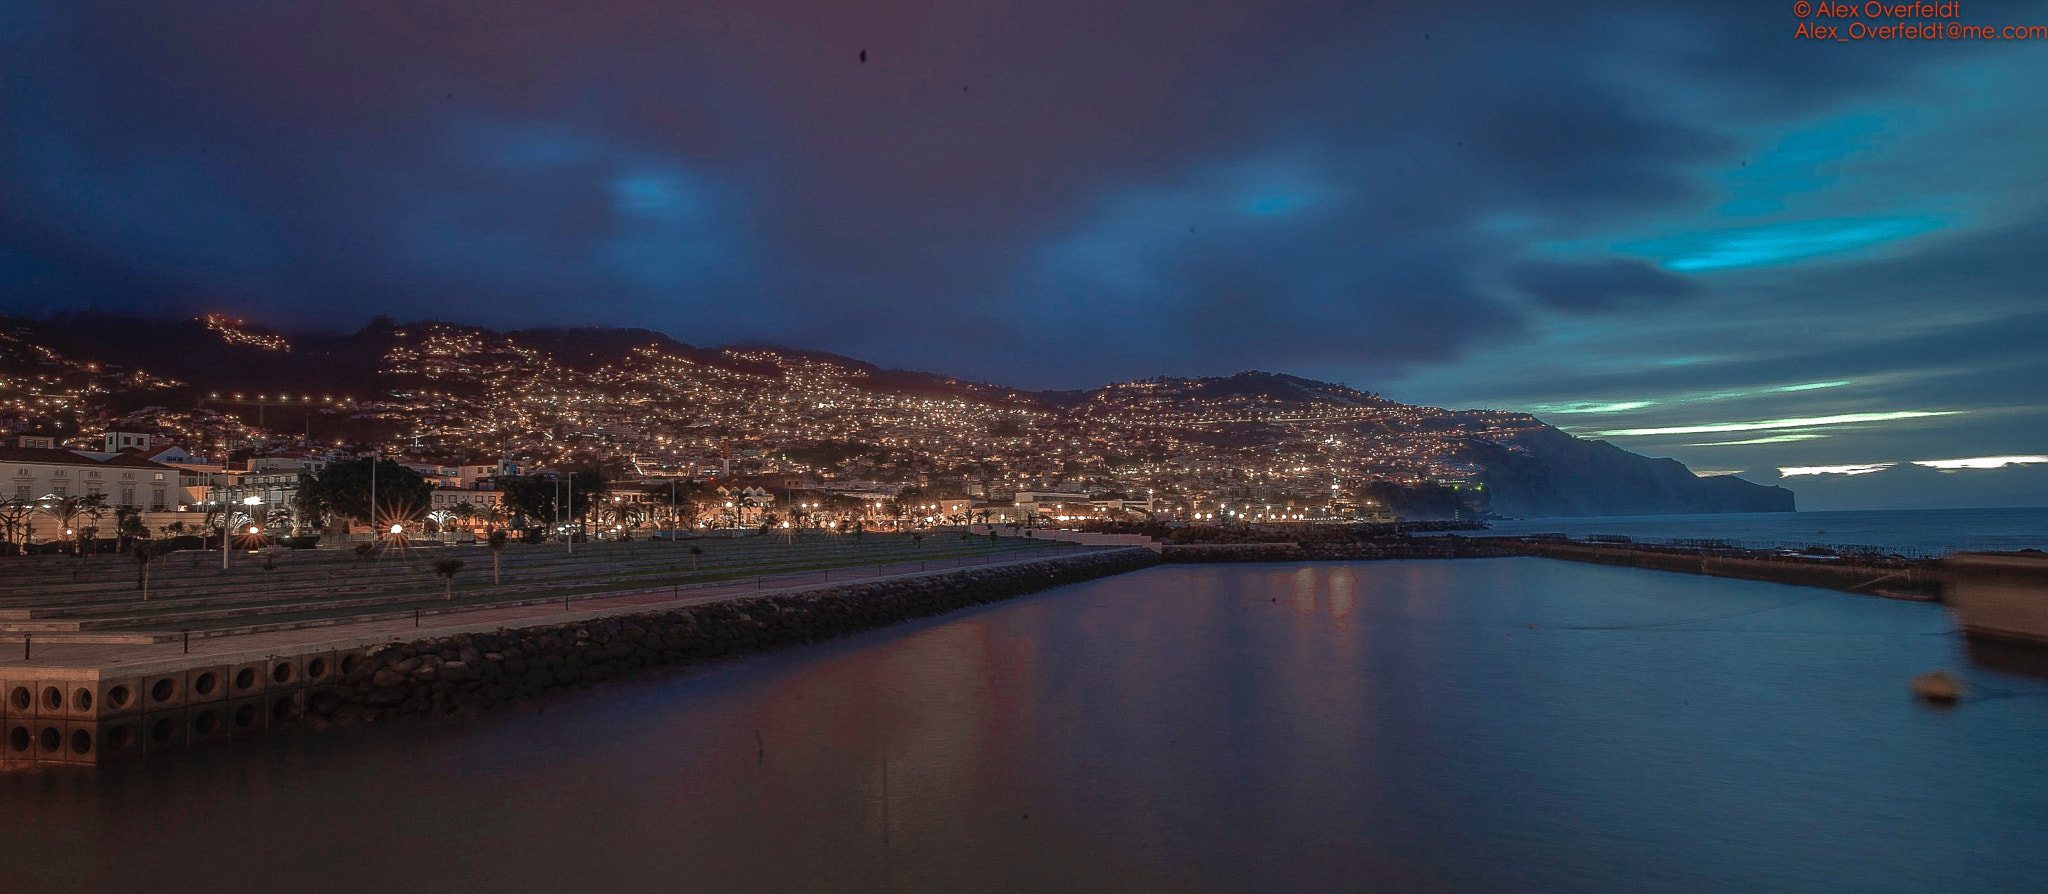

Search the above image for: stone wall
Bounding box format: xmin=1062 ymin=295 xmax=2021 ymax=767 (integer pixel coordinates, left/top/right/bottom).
xmin=309 ymin=548 xmax=1162 ymax=726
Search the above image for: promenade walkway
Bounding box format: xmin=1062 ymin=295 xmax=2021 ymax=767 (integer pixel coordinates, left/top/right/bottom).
xmin=0 ymin=534 xmax=1086 ymax=675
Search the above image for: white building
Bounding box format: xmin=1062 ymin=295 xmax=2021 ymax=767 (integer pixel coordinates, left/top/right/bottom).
xmin=2 ymin=436 xmax=186 ymax=511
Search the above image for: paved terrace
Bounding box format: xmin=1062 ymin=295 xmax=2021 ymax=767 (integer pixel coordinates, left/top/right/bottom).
xmin=0 ymin=533 xmax=1083 ymax=674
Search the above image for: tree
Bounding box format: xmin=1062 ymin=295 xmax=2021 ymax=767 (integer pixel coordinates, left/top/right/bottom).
xmin=433 ymin=558 xmax=465 ymax=601
xmin=495 ymin=470 xmax=605 ymax=536
xmin=116 ymin=508 xmax=147 ymax=551
xmin=304 ymin=458 xmax=433 ymax=529
xmin=258 ymin=546 xmax=284 ymax=587
xmin=0 ymin=499 xmax=32 ymax=555
xmin=292 ymin=471 xmax=327 ymax=532
xmin=689 ymin=544 xmax=703 ymax=571
xmin=38 ymin=495 xmax=100 ymax=556
xmin=135 ymin=540 xmax=169 ymax=600
xmin=486 ymin=529 xmax=509 ymax=584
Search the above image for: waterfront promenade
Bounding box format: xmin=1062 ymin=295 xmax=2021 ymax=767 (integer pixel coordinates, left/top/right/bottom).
xmin=0 ymin=536 xmax=1081 ymax=673
xmin=2 ymin=534 xmax=1136 ymax=765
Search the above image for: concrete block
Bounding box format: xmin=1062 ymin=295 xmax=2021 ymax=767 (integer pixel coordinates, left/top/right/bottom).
xmin=57 ymin=721 xmax=99 ymax=764
xmin=185 ymin=665 xmax=230 ymax=704
xmin=142 ymin=711 xmax=187 ymax=753
xmin=32 ymin=681 xmax=68 ymax=718
xmin=299 ymin=650 xmax=337 ymax=687
xmin=228 ymin=697 xmax=268 ymax=735
xmin=142 ymin=672 xmax=187 ymax=711
xmin=228 ymin=661 xmax=267 ymax=698
xmin=28 ymin=721 xmax=65 ymax=761
xmin=265 ymin=655 xmax=302 ymax=690
xmin=186 ymin=704 xmax=229 ymax=745
xmin=3 ymin=721 xmax=33 ymax=761
xmin=266 ymin=690 xmax=307 ymax=726
xmin=0 ymin=679 xmax=17 ymax=720
xmin=335 ymin=647 xmax=373 ymax=682
xmin=90 ymin=677 xmax=145 ymax=720
xmin=91 ymin=718 xmax=146 ymax=763
xmin=59 ymin=677 xmax=142 ymax=721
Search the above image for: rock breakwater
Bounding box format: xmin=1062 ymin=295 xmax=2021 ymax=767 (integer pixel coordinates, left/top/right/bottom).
xmin=1161 ymin=538 xmax=1522 ymax=563
xmin=309 ymin=548 xmax=1161 ymax=725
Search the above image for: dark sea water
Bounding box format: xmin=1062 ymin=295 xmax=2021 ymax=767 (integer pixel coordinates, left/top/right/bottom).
xmin=1479 ymin=506 xmax=2048 ymax=556
xmin=5 ymin=559 xmax=2047 ymax=893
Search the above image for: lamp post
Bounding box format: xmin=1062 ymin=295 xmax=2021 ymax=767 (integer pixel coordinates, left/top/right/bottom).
xmin=226 ymin=495 xmax=261 ymax=569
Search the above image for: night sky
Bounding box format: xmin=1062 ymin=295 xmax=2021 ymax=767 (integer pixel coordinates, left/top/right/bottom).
xmin=4 ymin=1 xmax=2046 ymax=509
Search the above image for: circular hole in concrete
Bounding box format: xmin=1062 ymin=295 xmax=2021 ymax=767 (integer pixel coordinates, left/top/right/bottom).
xmin=70 ymin=728 xmax=91 ymax=755
xmin=8 ymin=687 xmax=28 ymax=711
xmin=39 ymin=726 xmax=60 ymax=753
xmin=193 ymin=673 xmax=218 ymax=696
xmin=234 ymin=704 xmax=257 ymax=729
xmin=193 ymin=710 xmax=219 ymax=735
xmin=340 ymin=654 xmax=363 ymax=675
xmin=108 ymin=685 xmax=132 ymax=709
xmin=149 ymin=718 xmax=175 ymax=744
xmin=234 ymin=668 xmax=257 ymax=691
xmin=271 ymin=663 xmax=294 ymax=685
xmin=108 ymin=724 xmax=136 ymax=749
xmin=307 ymin=658 xmax=329 ymax=678
xmin=41 ymin=687 xmax=62 ymax=712
xmin=270 ymin=698 xmax=294 ymax=721
xmin=74 ymin=689 xmax=93 ymax=712
xmin=7 ymin=727 xmax=28 ymax=753
xmin=150 ymin=679 xmax=176 ymax=703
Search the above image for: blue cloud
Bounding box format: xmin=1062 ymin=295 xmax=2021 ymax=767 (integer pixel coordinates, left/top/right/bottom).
xmin=1621 ymin=216 xmax=1945 ymax=271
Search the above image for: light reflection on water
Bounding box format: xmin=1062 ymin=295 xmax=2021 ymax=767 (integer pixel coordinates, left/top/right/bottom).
xmin=4 ymin=557 xmax=2046 ymax=893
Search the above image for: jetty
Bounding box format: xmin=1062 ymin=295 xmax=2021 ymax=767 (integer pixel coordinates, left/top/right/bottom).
xmin=2 ymin=534 xmax=1146 ymax=766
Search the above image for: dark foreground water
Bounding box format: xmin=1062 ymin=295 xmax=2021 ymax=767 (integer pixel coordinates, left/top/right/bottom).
xmin=5 ymin=558 xmax=2047 ymax=893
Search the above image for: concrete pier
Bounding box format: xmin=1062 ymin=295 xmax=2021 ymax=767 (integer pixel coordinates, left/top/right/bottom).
xmin=1942 ymin=551 xmax=2048 ymax=645
xmin=2 ymin=546 xmax=1141 ymax=767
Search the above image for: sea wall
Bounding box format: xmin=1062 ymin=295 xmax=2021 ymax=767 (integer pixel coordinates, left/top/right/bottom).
xmin=310 ymin=547 xmax=1162 ymax=725
xmin=1160 ymin=538 xmax=1523 ymax=563
xmin=1505 ymin=539 xmax=1943 ymax=600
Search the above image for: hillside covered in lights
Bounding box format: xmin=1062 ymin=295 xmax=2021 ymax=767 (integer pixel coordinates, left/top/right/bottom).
xmin=0 ymin=313 xmax=1792 ymax=518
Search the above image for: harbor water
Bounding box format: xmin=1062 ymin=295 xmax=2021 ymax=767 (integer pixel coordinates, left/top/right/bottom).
xmin=5 ymin=558 xmax=2046 ymax=892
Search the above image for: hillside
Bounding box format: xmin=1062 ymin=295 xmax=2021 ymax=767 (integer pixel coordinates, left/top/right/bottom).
xmin=0 ymin=313 xmax=1793 ymax=518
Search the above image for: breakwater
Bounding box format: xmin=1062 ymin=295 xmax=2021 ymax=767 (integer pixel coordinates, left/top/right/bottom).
xmin=308 ymin=547 xmax=1162 ymax=727
xmin=1161 ymin=537 xmax=1522 ymax=563
xmin=1501 ymin=538 xmax=1943 ymax=600
xmin=2 ymin=548 xmax=1161 ymax=765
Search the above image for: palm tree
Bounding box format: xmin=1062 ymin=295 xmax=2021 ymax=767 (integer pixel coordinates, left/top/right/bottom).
xmin=689 ymin=544 xmax=703 ymax=571
xmin=487 ymin=529 xmax=509 ymax=584
xmin=451 ymin=502 xmax=477 ymax=535
xmin=37 ymin=495 xmax=91 ymax=556
xmin=433 ymin=557 xmax=465 ymax=600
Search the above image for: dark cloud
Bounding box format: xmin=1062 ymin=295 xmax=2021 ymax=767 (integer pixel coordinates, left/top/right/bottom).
xmin=1510 ymin=258 xmax=1695 ymax=314
xmin=3 ymin=0 xmax=2046 ymax=507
